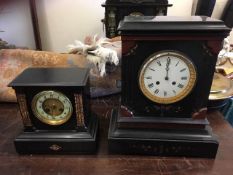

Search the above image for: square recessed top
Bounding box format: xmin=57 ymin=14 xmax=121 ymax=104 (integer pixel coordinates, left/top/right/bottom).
xmin=102 ymin=0 xmax=170 ymax=6
xmin=118 ymin=16 xmax=230 ymax=35
xmin=8 ymin=67 xmax=89 ymax=87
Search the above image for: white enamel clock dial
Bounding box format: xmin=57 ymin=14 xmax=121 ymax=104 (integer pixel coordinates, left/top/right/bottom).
xmin=31 ymin=91 xmax=73 ymax=125
xmin=139 ymin=51 xmax=197 ymax=104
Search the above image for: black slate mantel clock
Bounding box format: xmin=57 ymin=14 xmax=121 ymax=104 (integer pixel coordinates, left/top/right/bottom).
xmin=102 ymin=0 xmax=172 ymax=38
xmin=9 ymin=67 xmax=98 ymax=154
xmin=108 ymin=16 xmax=231 ymax=158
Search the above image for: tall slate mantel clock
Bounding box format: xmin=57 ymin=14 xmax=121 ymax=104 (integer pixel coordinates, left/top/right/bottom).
xmin=102 ymin=0 xmax=172 ymax=38
xmin=9 ymin=67 xmax=98 ymax=154
xmin=108 ymin=16 xmax=231 ymax=158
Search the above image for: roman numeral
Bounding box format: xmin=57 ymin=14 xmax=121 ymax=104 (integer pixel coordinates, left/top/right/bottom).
xmin=148 ymin=83 xmax=154 ymax=88
xmin=145 ymin=76 xmax=152 ymax=79
xmin=157 ymin=61 xmax=161 ymax=66
xmin=149 ymin=67 xmax=155 ymax=71
xmin=180 ymin=68 xmax=186 ymax=72
xmin=164 ymin=91 xmax=167 ymax=97
xmin=175 ymin=61 xmax=179 ymax=66
xmin=181 ymin=76 xmax=187 ymax=80
xmin=154 ymin=89 xmax=159 ymax=94
xmin=178 ymin=83 xmax=184 ymax=88
xmin=173 ymin=90 xmax=176 ymax=94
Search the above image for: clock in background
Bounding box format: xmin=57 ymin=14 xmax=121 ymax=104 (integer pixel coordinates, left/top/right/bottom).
xmin=101 ymin=0 xmax=172 ymax=38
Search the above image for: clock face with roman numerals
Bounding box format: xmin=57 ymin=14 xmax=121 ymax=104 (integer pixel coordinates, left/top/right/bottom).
xmin=31 ymin=91 xmax=73 ymax=125
xmin=139 ymin=51 xmax=197 ymax=104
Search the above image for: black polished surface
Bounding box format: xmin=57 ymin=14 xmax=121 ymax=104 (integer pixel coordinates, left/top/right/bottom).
xmin=8 ymin=67 xmax=89 ymax=87
xmin=103 ymin=0 xmax=171 ymax=6
xmin=124 ymin=16 xmax=222 ymax=22
xmin=118 ymin=16 xmax=231 ymax=34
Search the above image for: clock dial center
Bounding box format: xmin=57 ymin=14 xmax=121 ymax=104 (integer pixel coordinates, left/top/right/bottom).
xmin=42 ymin=99 xmax=64 ymax=116
xmin=31 ymin=91 xmax=73 ymax=125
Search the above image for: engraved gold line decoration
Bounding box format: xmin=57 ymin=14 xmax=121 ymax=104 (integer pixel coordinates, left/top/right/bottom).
xmin=108 ymin=9 xmax=116 ymax=37
xmin=16 ymin=93 xmax=32 ymax=127
xmin=125 ymin=44 xmax=138 ymax=56
xmin=192 ymin=108 xmax=207 ymax=120
xmin=202 ymin=43 xmax=213 ymax=57
xmin=139 ymin=51 xmax=197 ymax=104
xmin=74 ymin=94 xmax=85 ymax=127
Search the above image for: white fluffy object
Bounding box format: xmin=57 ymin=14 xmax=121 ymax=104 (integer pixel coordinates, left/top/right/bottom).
xmin=88 ymin=47 xmax=119 ymax=76
xmin=67 ymin=40 xmax=94 ymax=55
xmin=217 ymin=38 xmax=233 ymax=65
xmin=67 ymin=35 xmax=119 ymax=77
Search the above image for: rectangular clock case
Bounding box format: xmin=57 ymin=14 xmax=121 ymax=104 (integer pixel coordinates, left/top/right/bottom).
xmin=9 ymin=67 xmax=98 ymax=154
xmin=102 ymin=0 xmax=172 ymax=38
xmin=108 ymin=16 xmax=231 ymax=158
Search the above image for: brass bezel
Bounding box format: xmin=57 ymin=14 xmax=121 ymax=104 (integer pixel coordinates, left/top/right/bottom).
xmin=139 ymin=51 xmax=197 ymax=104
xmin=130 ymin=12 xmax=144 ymax=17
xmin=31 ymin=90 xmax=73 ymax=126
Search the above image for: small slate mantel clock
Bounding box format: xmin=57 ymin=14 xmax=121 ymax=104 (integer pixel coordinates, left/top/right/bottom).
xmin=108 ymin=16 xmax=231 ymax=158
xmin=102 ymin=0 xmax=172 ymax=38
xmin=9 ymin=67 xmax=98 ymax=154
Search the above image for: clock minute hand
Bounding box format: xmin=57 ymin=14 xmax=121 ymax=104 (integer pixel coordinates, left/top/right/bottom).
xmin=165 ymin=57 xmax=171 ymax=80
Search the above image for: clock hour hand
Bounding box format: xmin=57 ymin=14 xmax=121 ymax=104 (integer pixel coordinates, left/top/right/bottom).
xmin=165 ymin=57 xmax=171 ymax=80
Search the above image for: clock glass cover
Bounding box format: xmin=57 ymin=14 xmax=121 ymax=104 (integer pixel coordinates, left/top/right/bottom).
xmin=139 ymin=51 xmax=197 ymax=104
xmin=31 ymin=91 xmax=73 ymax=125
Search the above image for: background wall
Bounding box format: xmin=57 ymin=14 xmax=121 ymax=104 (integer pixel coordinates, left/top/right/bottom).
xmin=167 ymin=0 xmax=194 ymax=16
xmin=0 ymin=0 xmax=35 ymax=49
xmin=212 ymin=0 xmax=229 ymax=18
xmin=0 ymin=0 xmax=232 ymax=52
xmin=37 ymin=0 xmax=104 ymax=52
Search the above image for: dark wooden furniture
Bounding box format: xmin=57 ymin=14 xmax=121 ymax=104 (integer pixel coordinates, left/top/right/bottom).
xmin=0 ymin=0 xmax=41 ymax=50
xmin=29 ymin=0 xmax=42 ymax=50
xmin=108 ymin=16 xmax=231 ymax=157
xmin=221 ymin=0 xmax=233 ymax=28
xmin=195 ymin=0 xmax=216 ymax=17
xmin=0 ymin=96 xmax=233 ymax=174
xmin=102 ymin=0 xmax=172 ymax=38
xmin=8 ymin=68 xmax=98 ymax=154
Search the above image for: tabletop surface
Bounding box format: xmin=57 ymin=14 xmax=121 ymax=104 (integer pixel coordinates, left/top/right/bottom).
xmin=0 ymin=95 xmax=233 ymax=175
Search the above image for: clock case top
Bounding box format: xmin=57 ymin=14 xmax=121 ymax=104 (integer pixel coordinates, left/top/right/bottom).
xmin=118 ymin=16 xmax=231 ymax=121
xmin=103 ymin=0 xmax=170 ymax=6
xmin=9 ymin=67 xmax=89 ymax=87
xmin=9 ymin=67 xmax=91 ymax=131
xmin=118 ymin=16 xmax=230 ymax=35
